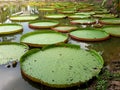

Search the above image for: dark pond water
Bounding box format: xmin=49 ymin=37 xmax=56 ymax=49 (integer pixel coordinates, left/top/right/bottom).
xmin=0 ymin=11 xmax=120 ymax=90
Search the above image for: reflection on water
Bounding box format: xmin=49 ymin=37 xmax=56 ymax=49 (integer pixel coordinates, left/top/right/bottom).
xmin=0 ymin=63 xmax=39 ymax=90
xmin=69 ymin=40 xmax=90 ymax=50
xmin=0 ymin=33 xmax=22 ymax=42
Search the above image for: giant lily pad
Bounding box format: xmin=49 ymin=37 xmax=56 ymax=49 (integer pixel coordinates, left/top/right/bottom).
xmin=102 ymin=26 xmax=120 ymax=37
xmin=39 ymin=8 xmax=55 ymax=11
xmin=51 ymin=26 xmax=78 ymax=33
xmin=99 ymin=18 xmax=120 ymax=25
xmin=20 ymin=31 xmax=68 ymax=47
xmin=93 ymin=14 xmax=117 ymax=18
xmin=29 ymin=20 xmax=59 ymax=29
xmin=60 ymin=10 xmax=75 ymax=14
xmin=69 ymin=29 xmax=110 ymax=41
xmin=68 ymin=14 xmax=91 ymax=19
xmin=44 ymin=14 xmax=67 ymax=19
xmin=77 ymin=8 xmax=93 ymax=12
xmin=94 ymin=9 xmax=109 ymax=14
xmin=0 ymin=42 xmax=29 ymax=65
xmin=0 ymin=24 xmax=23 ymax=35
xmin=75 ymin=12 xmax=95 ymax=15
xmin=70 ymin=19 xmax=96 ymax=25
xmin=10 ymin=15 xmax=39 ymax=22
xmin=20 ymin=44 xmax=104 ymax=88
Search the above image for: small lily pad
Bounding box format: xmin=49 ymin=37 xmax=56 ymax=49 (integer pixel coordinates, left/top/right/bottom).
xmin=20 ymin=31 xmax=68 ymax=47
xmin=94 ymin=9 xmax=109 ymax=14
xmin=78 ymin=8 xmax=93 ymax=12
xmin=93 ymin=14 xmax=117 ymax=18
xmin=102 ymin=26 xmax=120 ymax=37
xmin=0 ymin=42 xmax=29 ymax=65
xmin=69 ymin=29 xmax=110 ymax=41
xmin=75 ymin=12 xmax=95 ymax=15
xmin=44 ymin=14 xmax=67 ymax=19
xmin=68 ymin=14 xmax=91 ymax=19
xmin=70 ymin=19 xmax=96 ymax=25
xmin=60 ymin=10 xmax=75 ymax=14
xmin=10 ymin=15 xmax=39 ymax=22
xmin=29 ymin=20 xmax=59 ymax=29
xmin=99 ymin=18 xmax=120 ymax=25
xmin=20 ymin=44 xmax=104 ymax=88
xmin=0 ymin=24 xmax=23 ymax=35
xmin=39 ymin=8 xmax=55 ymax=11
xmin=51 ymin=26 xmax=78 ymax=33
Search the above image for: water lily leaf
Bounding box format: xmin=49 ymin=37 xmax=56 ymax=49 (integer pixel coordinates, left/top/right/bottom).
xmin=102 ymin=26 xmax=120 ymax=37
xmin=20 ymin=44 xmax=104 ymax=88
xmin=99 ymin=18 xmax=120 ymax=25
xmin=0 ymin=42 xmax=29 ymax=65
xmin=70 ymin=19 xmax=96 ymax=25
xmin=20 ymin=30 xmax=68 ymax=47
xmin=10 ymin=15 xmax=39 ymax=22
xmin=69 ymin=29 xmax=110 ymax=41
xmin=51 ymin=25 xmax=78 ymax=33
xmin=29 ymin=20 xmax=59 ymax=29
xmin=0 ymin=23 xmax=23 ymax=35
xmin=44 ymin=14 xmax=67 ymax=19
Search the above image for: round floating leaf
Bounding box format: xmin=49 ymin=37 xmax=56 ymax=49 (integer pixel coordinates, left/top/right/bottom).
xmin=20 ymin=31 xmax=68 ymax=47
xmin=93 ymin=14 xmax=117 ymax=18
xmin=102 ymin=26 xmax=120 ymax=37
xmin=69 ymin=29 xmax=110 ymax=41
xmin=77 ymin=8 xmax=93 ymax=12
xmin=51 ymin=26 xmax=78 ymax=33
xmin=94 ymin=9 xmax=109 ymax=14
xmin=99 ymin=18 xmax=120 ymax=25
xmin=39 ymin=8 xmax=55 ymax=11
xmin=68 ymin=14 xmax=91 ymax=19
xmin=75 ymin=12 xmax=95 ymax=15
xmin=44 ymin=14 xmax=67 ymax=19
xmin=70 ymin=19 xmax=96 ymax=25
xmin=60 ymin=10 xmax=75 ymax=14
xmin=20 ymin=44 xmax=104 ymax=88
xmin=29 ymin=20 xmax=59 ymax=29
xmin=10 ymin=15 xmax=39 ymax=22
xmin=0 ymin=23 xmax=23 ymax=35
xmin=0 ymin=42 xmax=29 ymax=65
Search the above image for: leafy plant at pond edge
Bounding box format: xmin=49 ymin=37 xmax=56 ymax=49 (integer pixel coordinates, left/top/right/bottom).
xmin=95 ymin=67 xmax=120 ymax=90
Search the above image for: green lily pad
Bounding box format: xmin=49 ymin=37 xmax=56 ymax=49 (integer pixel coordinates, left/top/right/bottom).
xmin=70 ymin=19 xmax=96 ymax=25
xmin=93 ymin=14 xmax=117 ymax=18
xmin=60 ymin=10 xmax=75 ymax=14
xmin=99 ymin=18 xmax=120 ymax=25
xmin=29 ymin=20 xmax=59 ymax=29
xmin=94 ymin=9 xmax=109 ymax=14
xmin=20 ymin=31 xmax=68 ymax=47
xmin=51 ymin=26 xmax=78 ymax=33
xmin=102 ymin=26 xmax=120 ymax=37
xmin=20 ymin=44 xmax=104 ymax=88
xmin=0 ymin=42 xmax=29 ymax=65
xmin=69 ymin=29 xmax=110 ymax=41
xmin=0 ymin=24 xmax=23 ymax=35
xmin=44 ymin=14 xmax=67 ymax=19
xmin=10 ymin=15 xmax=39 ymax=22
xmin=77 ymin=8 xmax=93 ymax=12
xmin=75 ymin=12 xmax=95 ymax=15
xmin=39 ymin=8 xmax=55 ymax=11
xmin=68 ymin=14 xmax=91 ymax=19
